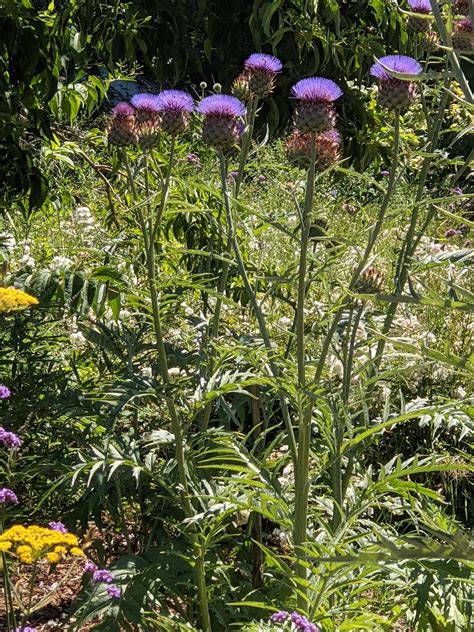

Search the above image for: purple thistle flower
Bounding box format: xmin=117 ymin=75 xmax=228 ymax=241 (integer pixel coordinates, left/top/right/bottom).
xmin=370 ymin=55 xmax=422 ymax=110
xmin=112 ymin=102 xmax=135 ymax=119
xmin=270 ymin=610 xmax=289 ymax=623
xmin=92 ymin=568 xmax=114 ymax=584
xmin=245 ymin=53 xmax=283 ymax=74
xmin=291 ymin=77 xmax=343 ymax=102
xmin=370 ymin=55 xmax=422 ymax=81
xmin=0 ymin=487 xmax=19 ymax=504
xmin=84 ymin=561 xmax=98 ymax=574
xmin=106 ymin=584 xmax=122 ymax=599
xmin=130 ymin=93 xmax=161 ymax=113
xmin=407 ymin=0 xmax=431 ymax=14
xmin=197 ymin=95 xmax=246 ymax=118
xmin=155 ymin=90 xmax=194 ymax=113
xmin=198 ymin=95 xmax=246 ymax=147
xmin=0 ymin=384 xmax=11 ymax=399
xmin=48 ymin=521 xmax=68 ymax=533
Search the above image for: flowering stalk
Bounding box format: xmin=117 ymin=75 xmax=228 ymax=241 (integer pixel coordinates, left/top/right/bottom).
xmin=1 ymin=516 xmax=17 ymax=632
xmin=293 ymin=133 xmax=317 ymax=608
xmin=217 ymin=150 xmax=298 ymax=464
xmin=123 ymin=141 xmax=211 ymax=632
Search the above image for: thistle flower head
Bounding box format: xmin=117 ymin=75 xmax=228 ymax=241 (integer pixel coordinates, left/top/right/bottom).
xmin=0 ymin=426 xmax=22 ymax=449
xmin=130 ymin=93 xmax=160 ymax=113
xmin=0 ymin=488 xmax=18 ymax=504
xmin=0 ymin=384 xmax=11 ymax=399
xmin=291 ymin=77 xmax=343 ymax=102
xmin=197 ymin=95 xmax=246 ymax=118
xmin=407 ymin=0 xmax=431 ymax=14
xmin=0 ymin=287 xmax=39 ymax=313
xmin=232 ymin=71 xmax=252 ymax=101
xmin=112 ymin=102 xmax=135 ymax=119
xmin=155 ymin=90 xmax=194 ymax=113
xmin=244 ymin=53 xmax=283 ymax=74
xmin=370 ymin=55 xmax=422 ymax=81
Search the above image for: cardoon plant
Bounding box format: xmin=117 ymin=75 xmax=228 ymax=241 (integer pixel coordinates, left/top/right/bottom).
xmin=107 ymin=102 xmax=137 ymax=147
xmin=197 ymin=94 xmax=246 ymax=148
xmin=130 ymin=93 xmax=161 ymax=148
xmin=370 ymin=55 xmax=422 ymax=110
xmin=155 ymin=89 xmax=194 ymax=135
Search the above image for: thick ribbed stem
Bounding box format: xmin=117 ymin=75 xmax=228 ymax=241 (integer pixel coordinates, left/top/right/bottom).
xmin=293 ymin=134 xmax=317 ymax=610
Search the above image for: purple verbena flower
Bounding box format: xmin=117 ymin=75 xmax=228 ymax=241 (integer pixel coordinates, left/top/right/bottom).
xmin=84 ymin=561 xmax=98 ymax=574
xmin=258 ymin=174 xmax=267 ymax=182
xmin=407 ymin=0 xmax=431 ymax=14
xmin=291 ymin=612 xmax=310 ymax=630
xmin=270 ymin=610 xmax=289 ymax=623
xmin=16 ymin=627 xmax=36 ymax=632
xmin=245 ymin=53 xmax=283 ymax=74
xmin=453 ymin=186 xmax=463 ymax=195
xmin=197 ymin=95 xmax=246 ymax=118
xmin=48 ymin=521 xmax=68 ymax=533
xmin=380 ymin=169 xmax=390 ymax=176
xmin=92 ymin=568 xmax=114 ymax=584
xmin=445 ymin=228 xmax=461 ymax=238
xmin=229 ymin=171 xmax=239 ymax=179
xmin=0 ymin=384 xmax=11 ymax=399
xmin=370 ymin=55 xmax=422 ymax=81
xmin=106 ymin=584 xmax=122 ymax=599
xmin=0 ymin=487 xmax=19 ymax=504
xmin=0 ymin=427 xmax=22 ymax=449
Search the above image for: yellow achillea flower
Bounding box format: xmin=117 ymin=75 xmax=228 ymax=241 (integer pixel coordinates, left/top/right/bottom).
xmin=0 ymin=525 xmax=84 ymax=565
xmin=0 ymin=287 xmax=39 ymax=313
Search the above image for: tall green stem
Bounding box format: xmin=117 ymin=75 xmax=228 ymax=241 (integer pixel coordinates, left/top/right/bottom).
xmin=201 ymin=100 xmax=259 ymax=430
xmin=313 ymin=111 xmax=401 ymax=385
xmin=217 ymin=151 xmax=298 ymax=465
xmin=1 ymin=515 xmax=16 ymax=632
xmin=131 ymin=147 xmax=211 ymax=632
xmin=293 ymin=135 xmax=317 ymax=609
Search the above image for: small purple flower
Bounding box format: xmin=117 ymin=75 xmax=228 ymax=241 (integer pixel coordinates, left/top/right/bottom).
xmin=155 ymin=90 xmax=194 ymax=113
xmin=244 ymin=53 xmax=283 ymax=74
xmin=407 ymin=0 xmax=431 ymax=13
xmin=92 ymin=568 xmax=114 ymax=584
xmin=380 ymin=169 xmax=390 ymax=176
xmin=330 ymin=190 xmax=338 ymax=197
xmin=291 ymin=77 xmax=343 ymax=103
xmin=453 ymin=186 xmax=463 ymax=195
xmin=444 ymin=228 xmax=461 ymax=238
xmin=16 ymin=627 xmax=36 ymax=632
xmin=370 ymin=55 xmax=422 ymax=81
xmin=0 ymin=427 xmax=22 ymax=449
xmin=258 ymin=174 xmax=267 ymax=182
xmin=186 ymin=153 xmax=201 ymax=165
xmin=0 ymin=487 xmax=19 ymax=504
xmin=106 ymin=584 xmax=122 ymax=599
xmin=290 ymin=612 xmax=319 ymax=631
xmin=197 ymin=95 xmax=246 ymax=118
xmin=229 ymin=171 xmax=239 ymax=179
xmin=48 ymin=521 xmax=68 ymax=533
xmin=0 ymin=384 xmax=11 ymax=399
xmin=84 ymin=561 xmax=98 ymax=574
xmin=270 ymin=610 xmax=289 ymax=623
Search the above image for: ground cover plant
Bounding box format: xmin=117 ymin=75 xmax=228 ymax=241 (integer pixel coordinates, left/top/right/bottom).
xmin=0 ymin=0 xmax=473 ymax=630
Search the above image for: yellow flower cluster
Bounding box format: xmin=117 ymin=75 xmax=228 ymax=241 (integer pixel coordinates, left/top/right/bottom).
xmin=0 ymin=525 xmax=84 ymax=565
xmin=0 ymin=287 xmax=39 ymax=313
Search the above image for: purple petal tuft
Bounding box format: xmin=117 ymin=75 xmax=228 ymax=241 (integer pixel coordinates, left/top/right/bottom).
xmin=291 ymin=77 xmax=343 ymax=102
xmin=244 ymin=53 xmax=283 ymax=74
xmin=407 ymin=0 xmax=432 ymax=14
xmin=370 ymin=55 xmax=422 ymax=80
xmin=197 ymin=95 xmax=246 ymax=117
xmin=130 ymin=93 xmax=161 ymax=112
xmin=155 ymin=90 xmax=194 ymax=112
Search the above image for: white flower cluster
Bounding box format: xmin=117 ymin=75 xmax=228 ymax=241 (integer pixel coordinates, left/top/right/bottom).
xmin=73 ymin=206 xmax=100 ymax=245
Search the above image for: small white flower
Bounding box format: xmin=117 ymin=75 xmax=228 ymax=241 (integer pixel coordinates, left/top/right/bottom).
xmin=70 ymin=330 xmax=86 ymax=348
